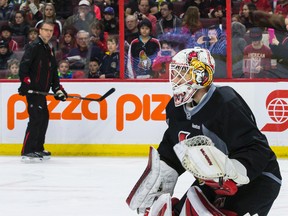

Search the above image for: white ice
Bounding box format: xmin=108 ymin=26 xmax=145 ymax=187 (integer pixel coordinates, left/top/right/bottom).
xmin=0 ymin=157 xmax=286 ymax=216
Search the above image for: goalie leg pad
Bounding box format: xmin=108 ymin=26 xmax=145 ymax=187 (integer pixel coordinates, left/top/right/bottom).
xmin=146 ymin=193 xmax=173 ymax=216
xmin=126 ymin=146 xmax=179 ymax=213
xmin=179 ymin=186 xmax=225 ymax=216
xmin=126 ymin=146 xmax=161 ymax=211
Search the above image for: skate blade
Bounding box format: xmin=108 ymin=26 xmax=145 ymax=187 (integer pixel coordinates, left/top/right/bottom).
xmin=21 ymin=156 xmax=44 ymax=163
xmin=43 ymin=156 xmax=51 ymax=160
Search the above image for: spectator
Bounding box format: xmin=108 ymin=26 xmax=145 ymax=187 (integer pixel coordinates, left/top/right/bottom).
xmin=35 ymin=3 xmax=62 ymax=40
xmin=240 ymin=0 xmax=272 ymax=13
xmin=232 ymin=21 xmax=247 ymax=78
xmin=269 ymin=30 xmax=288 ymax=78
xmin=180 ymin=6 xmax=203 ymax=49
xmin=152 ymin=40 xmax=176 ymax=79
xmin=0 ymin=40 xmax=16 ymax=69
xmin=93 ymin=0 xmax=105 ymax=20
xmin=181 ymin=6 xmax=202 ymax=35
xmin=102 ymin=6 xmax=119 ymax=35
xmin=101 ymin=0 xmax=119 ymax=18
xmin=125 ymin=0 xmax=157 ymax=17
xmin=89 ymin=21 xmax=108 ymax=52
xmin=232 ymin=13 xmax=240 ymax=22
xmin=66 ymin=30 xmax=103 ymax=71
xmin=99 ymin=35 xmax=119 ymax=78
xmin=1 ymin=25 xmax=19 ymax=51
xmin=183 ymin=0 xmax=210 ymax=18
xmin=24 ymin=27 xmax=38 ymax=50
xmin=209 ymin=5 xmax=226 ymax=21
xmin=63 ymin=0 xmax=97 ymax=32
xmin=197 ymin=25 xmax=226 ymax=56
xmin=243 ymin=27 xmax=272 ymax=78
xmin=53 ymin=0 xmax=74 ymax=19
xmin=58 ymin=28 xmax=77 ymax=60
xmin=19 ymin=0 xmax=43 ymax=25
xmin=57 ymin=60 xmax=73 ymax=78
xmin=125 ymin=14 xmax=139 ymax=44
xmin=156 ymin=2 xmax=182 ymax=37
xmin=239 ymin=2 xmax=257 ymax=31
xmin=9 ymin=11 xmax=30 ymax=39
xmin=127 ymin=19 xmax=161 ymax=78
xmin=135 ymin=0 xmax=157 ymax=36
xmin=0 ymin=0 xmax=14 ymax=21
xmin=86 ymin=0 xmax=101 ymax=20
xmin=87 ymin=57 xmax=101 ymax=78
xmin=275 ymin=0 xmax=288 ymax=18
xmin=7 ymin=58 xmax=20 ymax=79
xmin=209 ymin=0 xmax=226 ymax=9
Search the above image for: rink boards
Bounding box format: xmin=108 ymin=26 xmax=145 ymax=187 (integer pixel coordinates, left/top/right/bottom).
xmin=0 ymin=82 xmax=287 ymax=157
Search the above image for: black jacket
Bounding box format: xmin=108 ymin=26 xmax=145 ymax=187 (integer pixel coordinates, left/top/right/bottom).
xmin=19 ymin=36 xmax=61 ymax=93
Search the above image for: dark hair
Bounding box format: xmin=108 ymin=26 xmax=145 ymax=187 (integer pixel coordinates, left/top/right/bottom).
xmin=89 ymin=57 xmax=100 ymax=64
xmin=160 ymin=2 xmax=173 ymax=11
xmin=138 ymin=18 xmax=152 ymax=30
xmin=39 ymin=21 xmax=55 ymax=28
xmin=246 ymin=2 xmax=257 ymax=11
xmin=29 ymin=27 xmax=39 ymax=34
xmin=107 ymin=35 xmax=119 ymax=45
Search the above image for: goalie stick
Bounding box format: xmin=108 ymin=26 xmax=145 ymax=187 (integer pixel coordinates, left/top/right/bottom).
xmin=27 ymin=87 xmax=115 ymax=102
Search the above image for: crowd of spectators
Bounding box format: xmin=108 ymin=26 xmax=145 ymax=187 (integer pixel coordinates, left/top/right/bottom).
xmin=0 ymin=0 xmax=287 ymax=79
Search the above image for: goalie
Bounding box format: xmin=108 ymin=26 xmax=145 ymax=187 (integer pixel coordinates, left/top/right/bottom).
xmin=126 ymin=48 xmax=282 ymax=216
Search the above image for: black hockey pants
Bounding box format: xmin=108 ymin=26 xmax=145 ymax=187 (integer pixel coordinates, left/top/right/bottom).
xmin=21 ymin=94 xmax=49 ymax=155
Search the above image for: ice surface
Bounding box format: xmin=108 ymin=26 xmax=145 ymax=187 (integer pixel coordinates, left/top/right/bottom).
xmin=0 ymin=157 xmax=286 ymax=216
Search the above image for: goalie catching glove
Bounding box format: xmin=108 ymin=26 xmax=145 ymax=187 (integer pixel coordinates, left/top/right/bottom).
xmin=173 ymin=135 xmax=250 ymax=196
xmin=126 ymin=146 xmax=179 ymax=214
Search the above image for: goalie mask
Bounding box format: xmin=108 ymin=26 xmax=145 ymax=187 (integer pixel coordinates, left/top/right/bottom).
xmin=169 ymin=48 xmax=215 ymax=107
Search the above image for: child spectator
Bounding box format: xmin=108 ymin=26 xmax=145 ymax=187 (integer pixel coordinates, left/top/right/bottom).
xmin=102 ymin=6 xmax=119 ymax=35
xmin=9 ymin=11 xmax=30 ymax=39
xmin=89 ymin=21 xmax=108 ymax=52
xmin=0 ymin=40 xmax=16 ymax=69
xmin=24 ymin=27 xmax=38 ymax=50
xmin=127 ymin=19 xmax=161 ymax=78
xmin=99 ymin=35 xmax=119 ymax=78
xmin=87 ymin=58 xmax=101 ymax=78
xmin=243 ymin=27 xmax=272 ymax=78
xmin=152 ymin=40 xmax=176 ymax=79
xmin=7 ymin=58 xmax=20 ymax=79
xmin=58 ymin=28 xmax=77 ymax=60
xmin=57 ymin=60 xmax=73 ymax=78
xmin=1 ymin=25 xmax=19 ymax=51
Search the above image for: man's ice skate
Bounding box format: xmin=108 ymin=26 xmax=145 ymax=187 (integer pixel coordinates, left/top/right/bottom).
xmin=36 ymin=150 xmax=51 ymax=160
xmin=21 ymin=152 xmax=43 ymax=163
